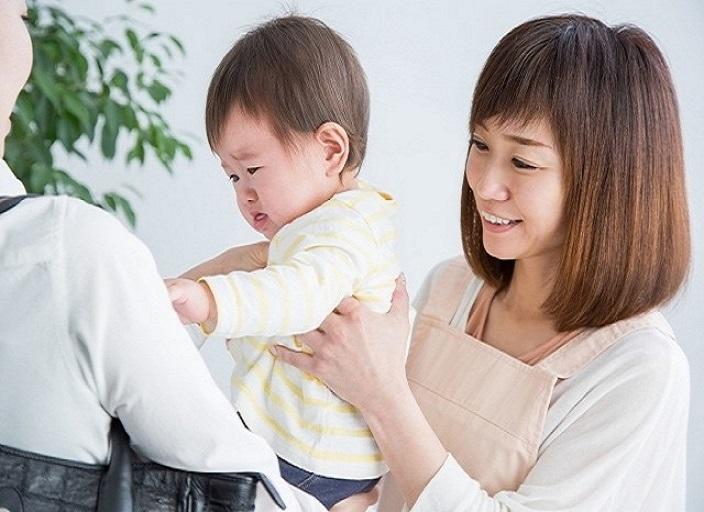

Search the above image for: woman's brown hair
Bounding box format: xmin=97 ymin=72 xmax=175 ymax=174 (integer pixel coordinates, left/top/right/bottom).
xmin=461 ymin=14 xmax=690 ymax=331
xmin=205 ymin=15 xmax=369 ymax=173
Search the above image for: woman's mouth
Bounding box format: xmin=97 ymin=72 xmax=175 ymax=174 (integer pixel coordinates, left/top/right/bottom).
xmin=480 ymin=210 xmax=522 ymax=233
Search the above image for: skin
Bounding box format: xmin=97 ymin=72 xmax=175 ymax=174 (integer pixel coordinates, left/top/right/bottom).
xmin=0 ymin=0 xmax=32 ymax=158
xmin=273 ymin=118 xmax=567 ymax=507
xmin=467 ymin=116 xmax=565 ymax=354
xmin=165 ymin=108 xmax=359 ymax=331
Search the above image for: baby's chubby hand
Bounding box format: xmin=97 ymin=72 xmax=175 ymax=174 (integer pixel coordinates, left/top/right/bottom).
xmin=164 ymin=278 xmax=218 ymax=332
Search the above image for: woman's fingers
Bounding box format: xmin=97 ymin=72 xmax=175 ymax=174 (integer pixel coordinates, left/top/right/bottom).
xmin=298 ymin=328 xmax=326 ymax=349
xmin=271 ymin=345 xmax=316 ymax=374
xmin=389 ymin=274 xmax=409 ymax=316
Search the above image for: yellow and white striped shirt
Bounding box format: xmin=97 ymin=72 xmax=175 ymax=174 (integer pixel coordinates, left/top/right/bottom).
xmin=202 ymin=181 xmax=399 ymax=479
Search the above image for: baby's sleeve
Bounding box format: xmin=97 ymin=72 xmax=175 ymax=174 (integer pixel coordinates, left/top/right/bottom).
xmin=202 ymin=207 xmax=378 ymax=339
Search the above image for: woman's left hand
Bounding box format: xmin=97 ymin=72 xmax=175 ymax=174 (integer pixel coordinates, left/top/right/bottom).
xmin=272 ymin=275 xmax=410 ymax=414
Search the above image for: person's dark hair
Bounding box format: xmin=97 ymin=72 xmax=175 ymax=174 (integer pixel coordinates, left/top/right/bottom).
xmin=205 ymin=15 xmax=369 ymax=173
xmin=461 ymin=14 xmax=690 ymax=330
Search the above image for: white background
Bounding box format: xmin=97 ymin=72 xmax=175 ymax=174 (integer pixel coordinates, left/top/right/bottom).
xmin=56 ymin=1 xmax=703 ymax=509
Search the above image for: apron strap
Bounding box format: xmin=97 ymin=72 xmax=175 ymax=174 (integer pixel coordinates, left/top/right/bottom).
xmin=420 ymin=256 xmax=478 ymax=324
xmin=537 ymin=311 xmax=675 ymax=379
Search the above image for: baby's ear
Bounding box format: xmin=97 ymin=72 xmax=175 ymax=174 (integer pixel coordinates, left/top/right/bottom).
xmin=315 ymin=122 xmax=350 ymax=177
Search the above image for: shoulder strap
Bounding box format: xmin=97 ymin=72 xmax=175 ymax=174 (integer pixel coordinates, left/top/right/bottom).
xmin=420 ymin=256 xmax=476 ymax=324
xmin=537 ymin=311 xmax=674 ymax=379
xmin=0 ymin=194 xmax=38 ymax=215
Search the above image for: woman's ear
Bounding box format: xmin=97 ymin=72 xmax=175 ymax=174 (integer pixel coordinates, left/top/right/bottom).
xmin=315 ymin=122 xmax=350 ymax=177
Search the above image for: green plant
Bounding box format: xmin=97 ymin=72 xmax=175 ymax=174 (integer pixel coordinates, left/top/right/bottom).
xmin=5 ymin=0 xmax=192 ymax=226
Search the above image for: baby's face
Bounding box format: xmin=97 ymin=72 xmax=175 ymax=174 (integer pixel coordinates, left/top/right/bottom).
xmin=0 ymin=0 xmax=32 ymax=158
xmin=214 ymin=107 xmax=339 ymax=239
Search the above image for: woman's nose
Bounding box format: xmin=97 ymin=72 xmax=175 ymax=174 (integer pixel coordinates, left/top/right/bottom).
xmin=472 ymin=162 xmax=510 ymax=202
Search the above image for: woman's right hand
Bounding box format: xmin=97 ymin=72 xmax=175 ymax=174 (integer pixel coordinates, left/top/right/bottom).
xmin=180 ymin=241 xmax=269 ymax=280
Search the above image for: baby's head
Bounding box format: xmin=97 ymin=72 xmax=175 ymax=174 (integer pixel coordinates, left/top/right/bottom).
xmin=205 ymin=15 xmax=369 ymax=239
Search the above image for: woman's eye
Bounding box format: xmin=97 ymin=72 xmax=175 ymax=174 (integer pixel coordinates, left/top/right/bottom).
xmin=470 ymin=138 xmax=489 ymax=151
xmin=229 ymin=174 xmax=239 ymax=184
xmin=247 ymin=167 xmax=261 ymax=175
xmin=512 ymin=158 xmax=537 ymax=170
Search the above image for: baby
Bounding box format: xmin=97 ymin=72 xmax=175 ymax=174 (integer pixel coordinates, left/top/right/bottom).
xmin=166 ymin=15 xmax=400 ymax=509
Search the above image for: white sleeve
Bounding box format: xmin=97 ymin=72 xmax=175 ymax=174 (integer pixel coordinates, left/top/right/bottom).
xmin=409 ymin=332 xmax=689 ymax=512
xmin=61 ymin=199 xmax=325 ymax=512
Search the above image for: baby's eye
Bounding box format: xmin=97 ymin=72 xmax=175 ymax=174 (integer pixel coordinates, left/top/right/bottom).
xmin=229 ymin=174 xmax=239 ymax=184
xmin=470 ymin=138 xmax=489 ymax=151
xmin=512 ymin=158 xmax=537 ymax=170
xmin=247 ymin=167 xmax=261 ymax=175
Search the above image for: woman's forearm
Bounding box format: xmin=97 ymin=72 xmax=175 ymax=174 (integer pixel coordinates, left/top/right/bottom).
xmin=362 ymin=381 xmax=448 ymax=508
xmin=180 ymin=242 xmax=269 ymax=280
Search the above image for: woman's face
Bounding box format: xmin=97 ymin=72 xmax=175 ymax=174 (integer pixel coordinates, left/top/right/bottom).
xmin=466 ymin=116 xmax=566 ymax=267
xmin=0 ymin=0 xmax=32 ymax=158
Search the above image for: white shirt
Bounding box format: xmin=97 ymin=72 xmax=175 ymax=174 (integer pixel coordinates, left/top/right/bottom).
xmin=0 ymin=185 xmax=325 ymax=511
xmin=0 ymin=158 xmax=25 ymax=196
xmin=405 ymin=264 xmax=690 ymax=512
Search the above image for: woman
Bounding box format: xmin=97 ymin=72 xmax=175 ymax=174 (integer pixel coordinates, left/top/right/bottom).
xmin=274 ymin=14 xmax=691 ymax=511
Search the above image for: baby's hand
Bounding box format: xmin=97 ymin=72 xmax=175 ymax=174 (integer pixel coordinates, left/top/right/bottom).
xmin=164 ymin=278 xmax=218 ymax=330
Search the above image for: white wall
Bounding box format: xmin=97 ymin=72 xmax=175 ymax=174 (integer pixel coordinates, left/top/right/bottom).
xmin=58 ymin=0 xmax=704 ymax=509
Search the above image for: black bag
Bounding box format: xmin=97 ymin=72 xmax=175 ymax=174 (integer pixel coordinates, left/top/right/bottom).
xmin=0 ymin=420 xmax=276 ymax=511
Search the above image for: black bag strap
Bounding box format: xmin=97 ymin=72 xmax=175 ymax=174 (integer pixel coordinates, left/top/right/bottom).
xmin=98 ymin=419 xmax=133 ymax=512
xmin=0 ymin=194 xmax=37 ymax=215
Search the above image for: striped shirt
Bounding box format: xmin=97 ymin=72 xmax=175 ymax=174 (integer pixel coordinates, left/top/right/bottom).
xmin=202 ymin=181 xmax=399 ymax=479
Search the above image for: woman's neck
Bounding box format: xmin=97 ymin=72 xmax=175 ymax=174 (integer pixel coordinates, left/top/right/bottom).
xmin=498 ymin=255 xmax=558 ymax=324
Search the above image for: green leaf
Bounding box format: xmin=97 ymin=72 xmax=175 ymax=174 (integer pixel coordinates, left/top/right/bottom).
xmin=103 ymin=192 xmax=137 ymax=227
xmin=64 ymin=93 xmax=92 ymax=132
xmin=32 ymin=67 xmax=60 ymax=108
xmin=125 ymin=28 xmax=144 ymax=63
xmin=100 ymin=122 xmax=119 ymax=159
xmin=149 ymin=53 xmax=162 ymax=69
xmin=98 ymin=39 xmax=122 ymax=59
xmin=104 ymin=99 xmax=121 ymax=134
xmin=120 ymin=104 xmax=138 ymax=130
xmin=126 ymin=139 xmax=145 ymax=164
xmin=168 ymin=35 xmax=185 ymax=56
xmin=146 ymin=80 xmax=171 ymax=104
xmin=110 ymin=70 xmax=129 ymax=93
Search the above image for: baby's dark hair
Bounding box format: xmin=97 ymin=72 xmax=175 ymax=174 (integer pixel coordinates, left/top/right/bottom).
xmin=206 ymin=15 xmax=370 ymax=172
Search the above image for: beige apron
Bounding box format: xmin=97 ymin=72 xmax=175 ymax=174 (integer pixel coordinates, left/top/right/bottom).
xmin=378 ymin=256 xmax=670 ymax=511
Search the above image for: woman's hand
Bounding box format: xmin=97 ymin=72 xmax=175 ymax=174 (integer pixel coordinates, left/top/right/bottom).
xmin=329 ymin=485 xmax=380 ymax=512
xmin=272 ymin=275 xmax=410 ymax=415
xmin=180 ymin=241 xmax=269 ymax=280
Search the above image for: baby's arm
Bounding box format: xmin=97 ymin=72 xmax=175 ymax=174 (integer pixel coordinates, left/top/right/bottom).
xmin=204 ymin=211 xmax=382 ymax=339
xmin=164 ymin=241 xmax=269 ymax=329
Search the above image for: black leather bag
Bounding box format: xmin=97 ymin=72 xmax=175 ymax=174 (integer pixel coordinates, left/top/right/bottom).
xmin=0 ymin=419 xmax=273 ymax=511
